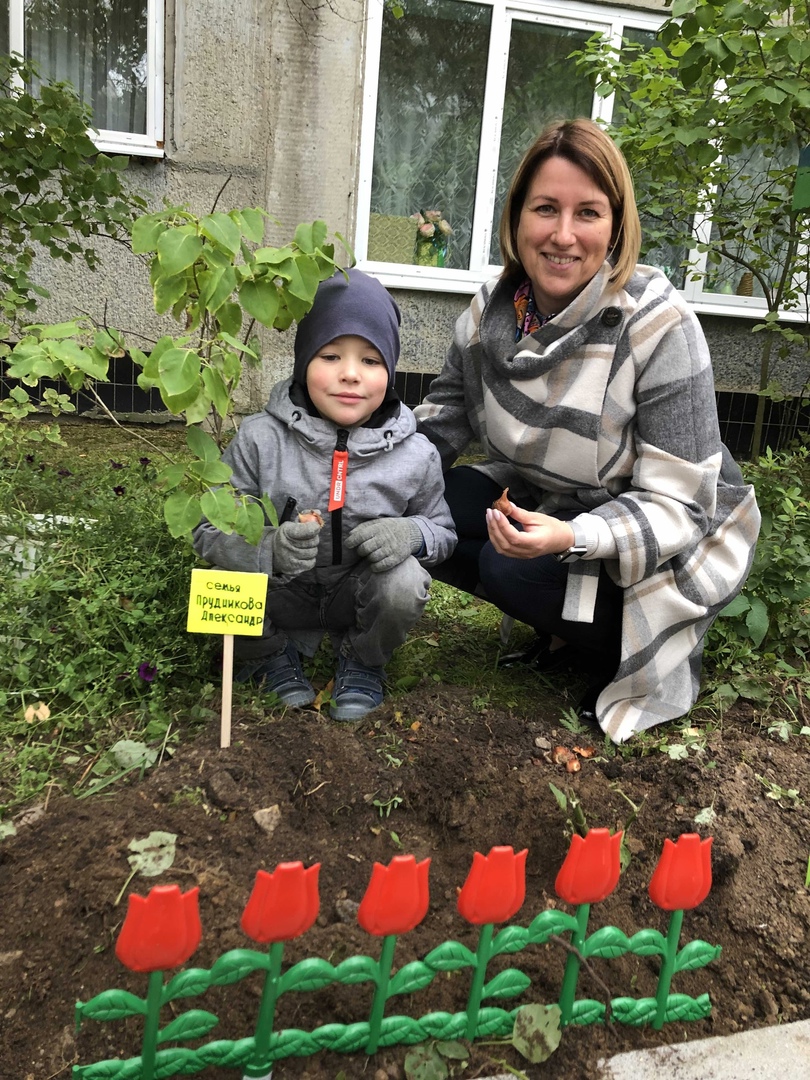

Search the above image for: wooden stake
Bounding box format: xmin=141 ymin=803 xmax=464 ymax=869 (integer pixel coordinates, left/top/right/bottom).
xmin=221 ymin=633 xmax=234 ymax=748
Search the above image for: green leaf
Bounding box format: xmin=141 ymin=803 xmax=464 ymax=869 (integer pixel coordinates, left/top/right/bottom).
xmin=238 ymin=278 xmax=281 ymax=328
xmin=481 ymin=967 xmax=531 ymax=1000
xmin=294 ymin=220 xmax=328 ymax=254
xmin=582 ymin=925 xmax=631 ymax=960
xmin=157 ymin=226 xmax=204 ymax=276
xmin=164 ymin=491 xmax=203 ymax=537
xmin=216 ymin=301 xmax=243 ymax=337
xmin=198 ymin=265 xmax=237 ymax=313
xmin=674 ymin=939 xmax=722 ymax=973
xmin=424 ymin=939 xmax=477 ymax=971
xmin=233 ymin=208 xmax=266 ymax=243
xmin=746 ymin=595 xmax=769 ymax=646
xmin=389 ymin=960 xmax=436 ymax=996
xmin=131 ymin=214 xmax=168 ymax=253
xmin=610 ymin=996 xmax=657 ymax=1026
xmin=202 ymin=367 xmax=232 ymax=419
xmin=403 ymin=1042 xmax=449 ymax=1080
xmin=200 ymin=212 xmax=242 ymax=256
xmin=186 ymin=424 xmax=222 ymax=463
xmin=163 ymin=967 xmax=212 ymax=1002
xmin=157 ymin=463 xmax=188 ymax=491
xmin=233 ymin=500 xmax=266 ymax=545
xmin=200 ymin=487 xmax=237 ymax=531
xmin=127 ymin=831 xmax=177 ymax=877
xmin=158 ymin=1009 xmax=219 ymax=1044
xmin=719 ymin=594 xmax=750 ymax=617
xmin=153 ymin=272 xmax=190 ymax=315
xmin=512 ymin=1003 xmax=562 ymax=1063
xmin=158 ymin=348 xmax=201 ymax=397
xmin=77 ymin=989 xmax=147 ymax=1022
xmin=209 ymin=948 xmax=269 ymax=986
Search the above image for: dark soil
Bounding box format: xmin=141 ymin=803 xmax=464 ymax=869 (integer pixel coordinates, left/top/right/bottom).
xmin=2 ymin=632 xmax=810 ymax=1080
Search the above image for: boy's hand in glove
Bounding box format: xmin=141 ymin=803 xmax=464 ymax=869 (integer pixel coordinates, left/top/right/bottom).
xmin=345 ymin=518 xmax=424 ymax=573
xmin=270 ymin=519 xmax=321 ymax=576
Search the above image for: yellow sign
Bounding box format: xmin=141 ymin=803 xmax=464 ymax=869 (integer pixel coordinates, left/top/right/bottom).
xmin=187 ymin=569 xmax=269 ymax=636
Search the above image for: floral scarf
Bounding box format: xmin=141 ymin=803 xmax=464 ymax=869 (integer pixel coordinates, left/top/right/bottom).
xmin=513 ymin=280 xmax=556 ymax=341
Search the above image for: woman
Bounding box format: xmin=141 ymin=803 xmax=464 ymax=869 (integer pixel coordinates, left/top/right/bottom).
xmin=414 ymin=118 xmax=760 ymax=743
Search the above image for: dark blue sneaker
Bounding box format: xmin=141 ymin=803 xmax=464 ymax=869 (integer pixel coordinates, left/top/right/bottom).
xmin=247 ymin=642 xmax=315 ymax=708
xmin=330 ymin=654 xmax=385 ymax=721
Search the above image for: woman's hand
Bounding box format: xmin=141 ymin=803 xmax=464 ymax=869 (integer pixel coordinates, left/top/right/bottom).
xmin=485 ymin=502 xmax=575 ymax=559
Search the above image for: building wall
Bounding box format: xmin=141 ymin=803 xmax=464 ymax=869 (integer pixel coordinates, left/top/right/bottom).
xmin=25 ymin=0 xmax=810 ymax=417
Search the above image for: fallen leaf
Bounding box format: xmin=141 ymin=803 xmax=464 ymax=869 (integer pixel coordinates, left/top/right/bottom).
xmin=127 ymin=831 xmax=177 ymax=877
xmin=23 ymin=701 xmax=50 ymax=723
xmin=410 ymin=721 xmax=421 ymax=732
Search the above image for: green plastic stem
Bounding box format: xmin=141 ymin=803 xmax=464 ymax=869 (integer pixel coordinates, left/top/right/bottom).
xmin=244 ymin=941 xmax=285 ymax=1079
xmin=140 ymin=969 xmax=164 ymax=1080
xmin=558 ymin=903 xmax=590 ymax=1026
xmin=653 ymin=908 xmax=684 ymax=1030
xmin=366 ymin=934 xmax=397 ymax=1055
xmin=464 ymin=922 xmax=494 ymax=1040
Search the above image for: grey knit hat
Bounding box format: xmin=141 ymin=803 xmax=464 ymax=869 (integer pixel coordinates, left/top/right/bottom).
xmin=293 ymin=268 xmax=401 ymax=388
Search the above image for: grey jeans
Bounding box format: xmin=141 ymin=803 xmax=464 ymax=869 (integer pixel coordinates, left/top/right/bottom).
xmin=234 ymin=555 xmax=432 ymax=670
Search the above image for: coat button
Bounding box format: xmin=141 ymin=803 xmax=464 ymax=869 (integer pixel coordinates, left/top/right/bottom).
xmin=601 ymin=306 xmax=622 ymax=327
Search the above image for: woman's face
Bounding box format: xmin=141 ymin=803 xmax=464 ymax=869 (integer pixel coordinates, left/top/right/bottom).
xmin=516 ymin=155 xmax=614 ymax=315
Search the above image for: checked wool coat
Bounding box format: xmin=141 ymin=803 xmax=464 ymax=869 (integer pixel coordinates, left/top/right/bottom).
xmin=415 ymin=262 xmax=761 ymax=742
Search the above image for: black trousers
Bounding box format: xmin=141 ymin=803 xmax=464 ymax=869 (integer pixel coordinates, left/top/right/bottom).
xmin=433 ymin=466 xmax=623 ymax=684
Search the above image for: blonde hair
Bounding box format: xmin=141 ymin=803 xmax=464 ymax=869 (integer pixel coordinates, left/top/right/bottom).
xmin=499 ymin=118 xmax=641 ymax=292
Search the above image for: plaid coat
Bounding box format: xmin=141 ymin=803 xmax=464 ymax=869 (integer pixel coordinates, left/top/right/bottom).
xmin=415 ymin=263 xmax=761 ymax=742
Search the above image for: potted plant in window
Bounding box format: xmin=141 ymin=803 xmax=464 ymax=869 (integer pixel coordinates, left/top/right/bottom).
xmin=411 ymin=209 xmax=452 ymax=267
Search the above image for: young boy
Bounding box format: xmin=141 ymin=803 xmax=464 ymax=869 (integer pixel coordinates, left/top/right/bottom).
xmin=192 ymin=268 xmax=456 ymax=721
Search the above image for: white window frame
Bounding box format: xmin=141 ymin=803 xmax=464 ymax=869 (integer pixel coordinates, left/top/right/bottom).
xmin=7 ymin=0 xmax=164 ymax=158
xmin=357 ymin=0 xmax=804 ymax=322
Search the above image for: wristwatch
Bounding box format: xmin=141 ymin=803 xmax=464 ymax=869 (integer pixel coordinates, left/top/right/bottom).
xmin=555 ymin=521 xmax=588 ymax=563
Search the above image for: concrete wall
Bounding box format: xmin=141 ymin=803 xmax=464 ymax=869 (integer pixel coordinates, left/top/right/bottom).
xmin=24 ymin=0 xmax=810 ymax=415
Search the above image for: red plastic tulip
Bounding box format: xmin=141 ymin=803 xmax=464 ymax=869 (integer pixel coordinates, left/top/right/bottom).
xmin=241 ymin=862 xmax=321 ymax=945
xmin=115 ymin=884 xmax=202 ymax=973
xmin=358 ymin=854 xmax=430 ymax=936
xmin=458 ymin=846 xmax=528 ymax=925
xmin=555 ymin=829 xmax=623 ymax=906
xmin=649 ymin=834 xmax=713 ymax=911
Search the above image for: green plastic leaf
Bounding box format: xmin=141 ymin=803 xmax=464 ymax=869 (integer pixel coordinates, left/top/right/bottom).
xmin=239 ymin=278 xmax=281 ymax=328
xmin=674 ymin=939 xmax=722 ymax=973
xmin=512 ymin=1003 xmax=562 ymax=1063
xmin=77 ymin=989 xmax=147 ymax=1022
xmin=527 ymin=908 xmax=578 ymax=943
xmin=210 ymin=948 xmax=269 ymax=986
xmin=163 ymin=967 xmax=212 ymax=1002
xmin=424 ymin=939 xmax=477 ymax=971
xmin=332 ymin=953 xmax=381 ymax=985
xmin=164 ymin=491 xmax=203 ymax=537
xmin=389 ymin=960 xmax=436 ymax=996
xmin=569 ymin=998 xmax=606 ymax=1025
xmin=200 ymin=212 xmax=241 ymax=256
xmin=610 ymin=996 xmax=657 ymax=1026
xmin=280 ymin=957 xmax=338 ymax=993
xmin=626 ymin=928 xmax=667 ymax=957
xmin=127 ymin=831 xmax=177 ymax=877
xmin=664 ymin=992 xmax=713 ymax=1022
xmin=158 ymin=1009 xmax=219 ymax=1044
xmin=481 ymin=967 xmax=531 ymax=1000
xmin=582 ymin=925 xmax=631 ymax=960
xmin=157 ymin=226 xmax=204 ymax=276
xmin=492 ymin=924 xmax=529 ymax=956
xmin=158 ymin=348 xmax=201 ymax=397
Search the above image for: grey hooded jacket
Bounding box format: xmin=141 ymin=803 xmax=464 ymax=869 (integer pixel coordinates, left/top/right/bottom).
xmin=193 ymin=378 xmax=456 ymax=584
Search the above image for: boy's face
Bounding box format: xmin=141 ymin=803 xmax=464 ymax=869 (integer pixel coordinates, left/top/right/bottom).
xmin=306 ymin=335 xmax=389 ymax=427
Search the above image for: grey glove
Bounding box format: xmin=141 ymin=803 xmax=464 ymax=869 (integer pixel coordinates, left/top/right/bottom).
xmin=270 ymin=519 xmax=321 ymax=576
xmin=345 ymin=517 xmax=424 ymax=573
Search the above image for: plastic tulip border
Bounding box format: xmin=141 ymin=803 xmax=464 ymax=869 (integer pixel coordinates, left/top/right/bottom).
xmin=72 ymin=830 xmax=719 ymax=1080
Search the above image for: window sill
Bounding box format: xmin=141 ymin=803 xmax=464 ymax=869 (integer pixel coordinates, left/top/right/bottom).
xmin=91 ymin=131 xmax=165 ymax=158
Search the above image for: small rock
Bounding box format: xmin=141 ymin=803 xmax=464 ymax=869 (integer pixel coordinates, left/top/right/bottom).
xmin=375 ymin=1069 xmax=388 ymax=1080
xmin=335 ymin=897 xmax=360 ymax=923
xmin=13 ymin=804 xmax=45 ymax=829
xmin=207 ymin=770 xmax=248 ymax=810
xmin=534 ymin=736 xmax=552 ymax=751
xmin=0 ymin=950 xmax=23 ymax=967
xmin=253 ymin=805 xmax=282 ymax=836
xmin=755 ymin=988 xmax=779 ymax=1019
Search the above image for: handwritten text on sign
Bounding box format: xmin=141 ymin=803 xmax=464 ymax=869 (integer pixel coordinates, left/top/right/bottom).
xmin=187 ymin=569 xmax=269 ymax=636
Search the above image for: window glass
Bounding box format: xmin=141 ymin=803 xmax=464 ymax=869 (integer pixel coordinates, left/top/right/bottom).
xmin=1 ymin=2 xmax=9 ymax=56
xmin=24 ymin=0 xmax=148 ymax=134
xmin=704 ymin=140 xmax=798 ymax=301
xmin=369 ymin=0 xmax=491 ymax=270
xmin=489 ymin=20 xmax=593 ymax=263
